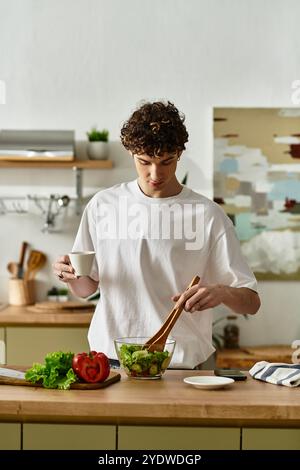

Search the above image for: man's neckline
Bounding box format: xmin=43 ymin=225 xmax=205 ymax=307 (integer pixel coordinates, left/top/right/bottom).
xmin=133 ymin=179 xmax=189 ymax=201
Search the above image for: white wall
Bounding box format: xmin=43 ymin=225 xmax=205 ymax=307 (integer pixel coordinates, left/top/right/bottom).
xmin=0 ymin=0 xmax=300 ymax=346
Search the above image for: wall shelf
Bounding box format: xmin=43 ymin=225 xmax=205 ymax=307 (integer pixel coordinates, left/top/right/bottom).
xmin=0 ymin=159 xmax=113 ymax=169
xmin=0 ymin=159 xmax=114 ymax=219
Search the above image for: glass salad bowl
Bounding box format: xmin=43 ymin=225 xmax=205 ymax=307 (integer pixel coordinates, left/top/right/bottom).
xmin=114 ymin=337 xmax=176 ymax=379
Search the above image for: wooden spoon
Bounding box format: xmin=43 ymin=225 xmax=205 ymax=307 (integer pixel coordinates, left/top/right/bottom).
xmin=24 ymin=251 xmax=47 ymax=281
xmin=7 ymin=262 xmax=19 ymax=278
xmin=144 ymin=275 xmax=200 ymax=353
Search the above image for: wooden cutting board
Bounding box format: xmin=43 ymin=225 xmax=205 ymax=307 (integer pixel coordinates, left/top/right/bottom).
xmin=241 ymin=345 xmax=293 ymax=358
xmin=26 ymin=306 xmax=94 ymax=314
xmin=26 ymin=301 xmax=95 ymax=314
xmin=216 ymin=345 xmax=294 ymax=369
xmin=0 ymin=367 xmax=121 ymax=390
xmin=30 ymin=301 xmax=95 ymax=310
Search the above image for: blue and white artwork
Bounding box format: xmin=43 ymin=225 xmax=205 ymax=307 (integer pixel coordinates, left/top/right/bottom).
xmin=213 ymin=108 xmax=300 ymax=280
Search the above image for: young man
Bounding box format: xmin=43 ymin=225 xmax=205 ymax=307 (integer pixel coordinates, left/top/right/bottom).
xmin=53 ymin=101 xmax=260 ymax=369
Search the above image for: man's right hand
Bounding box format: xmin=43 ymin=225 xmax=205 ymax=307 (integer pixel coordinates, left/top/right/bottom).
xmin=52 ymin=255 xmax=77 ymax=283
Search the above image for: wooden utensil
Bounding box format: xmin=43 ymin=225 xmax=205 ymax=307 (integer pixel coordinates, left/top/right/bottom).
xmin=7 ymin=261 xmax=19 ymax=278
xmin=24 ymin=250 xmax=47 ymax=281
xmin=144 ymin=275 xmax=200 ymax=353
xmin=17 ymin=241 xmax=28 ymax=278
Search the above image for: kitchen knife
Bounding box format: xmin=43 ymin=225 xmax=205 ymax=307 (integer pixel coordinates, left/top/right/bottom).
xmin=0 ymin=367 xmax=25 ymax=379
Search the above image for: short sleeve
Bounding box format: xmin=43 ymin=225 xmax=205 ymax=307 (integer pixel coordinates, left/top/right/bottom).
xmin=204 ymin=226 xmax=258 ymax=292
xmin=72 ymin=201 xmax=99 ymax=282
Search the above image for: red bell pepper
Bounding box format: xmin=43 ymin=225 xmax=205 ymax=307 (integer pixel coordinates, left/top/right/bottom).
xmin=72 ymin=351 xmax=110 ymax=383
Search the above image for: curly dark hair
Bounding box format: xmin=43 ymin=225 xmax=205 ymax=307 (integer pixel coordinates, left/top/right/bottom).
xmin=120 ymin=101 xmax=189 ymax=157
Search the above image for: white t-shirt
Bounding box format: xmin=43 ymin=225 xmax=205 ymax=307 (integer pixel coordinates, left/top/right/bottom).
xmin=72 ymin=179 xmax=257 ymax=369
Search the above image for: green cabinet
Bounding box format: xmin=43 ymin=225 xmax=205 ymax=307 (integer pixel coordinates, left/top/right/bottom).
xmin=118 ymin=425 xmax=240 ymax=450
xmin=0 ymin=423 xmax=21 ymax=449
xmin=6 ymin=326 xmax=89 ymax=364
xmin=242 ymin=428 xmax=300 ymax=450
xmin=23 ymin=423 xmax=116 ymax=450
xmin=1 ymin=423 xmax=300 ymax=450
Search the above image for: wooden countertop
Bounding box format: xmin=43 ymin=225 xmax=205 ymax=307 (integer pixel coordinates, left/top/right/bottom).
xmin=0 ymin=370 xmax=299 ymax=427
xmin=216 ymin=345 xmax=294 ymax=369
xmin=0 ymin=305 xmax=92 ymax=327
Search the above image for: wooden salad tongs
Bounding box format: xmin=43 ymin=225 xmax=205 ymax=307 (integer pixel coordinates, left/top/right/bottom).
xmin=144 ymin=275 xmax=200 ymax=353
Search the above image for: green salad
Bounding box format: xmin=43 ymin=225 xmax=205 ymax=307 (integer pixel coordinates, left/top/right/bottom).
xmin=119 ymin=344 xmax=171 ymax=377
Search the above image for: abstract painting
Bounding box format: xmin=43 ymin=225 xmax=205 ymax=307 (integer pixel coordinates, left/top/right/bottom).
xmin=213 ymin=108 xmax=300 ymax=280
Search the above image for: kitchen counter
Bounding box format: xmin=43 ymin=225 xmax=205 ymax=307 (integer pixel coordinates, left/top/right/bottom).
xmin=1 ymin=369 xmax=299 ymax=428
xmin=1 ymin=369 xmax=300 ymax=450
xmin=216 ymin=345 xmax=294 ymax=369
xmin=0 ymin=305 xmax=92 ymax=326
xmin=0 ymin=305 xmax=91 ymax=364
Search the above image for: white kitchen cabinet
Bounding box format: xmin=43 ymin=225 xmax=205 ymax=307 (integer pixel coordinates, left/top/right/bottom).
xmin=118 ymin=425 xmax=240 ymax=450
xmin=6 ymin=326 xmax=89 ymax=364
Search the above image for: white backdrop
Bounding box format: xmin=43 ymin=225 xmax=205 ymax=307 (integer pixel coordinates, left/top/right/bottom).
xmin=0 ymin=0 xmax=299 ymax=345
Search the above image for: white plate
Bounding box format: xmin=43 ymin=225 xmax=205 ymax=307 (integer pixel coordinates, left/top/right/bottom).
xmin=183 ymin=375 xmax=234 ymax=390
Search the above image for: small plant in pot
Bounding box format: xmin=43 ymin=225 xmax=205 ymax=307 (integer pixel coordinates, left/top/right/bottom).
xmin=86 ymin=127 xmax=109 ymax=160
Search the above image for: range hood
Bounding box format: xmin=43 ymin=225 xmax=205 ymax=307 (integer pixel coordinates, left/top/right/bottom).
xmin=0 ymin=129 xmax=75 ymax=161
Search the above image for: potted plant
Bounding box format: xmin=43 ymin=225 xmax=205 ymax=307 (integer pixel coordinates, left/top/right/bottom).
xmin=86 ymin=127 xmax=109 ymax=160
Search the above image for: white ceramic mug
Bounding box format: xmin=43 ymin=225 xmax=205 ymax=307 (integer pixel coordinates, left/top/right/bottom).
xmin=68 ymin=251 xmax=95 ymax=277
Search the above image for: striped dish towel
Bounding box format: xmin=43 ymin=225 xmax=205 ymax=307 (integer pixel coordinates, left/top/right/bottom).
xmin=249 ymin=361 xmax=300 ymax=387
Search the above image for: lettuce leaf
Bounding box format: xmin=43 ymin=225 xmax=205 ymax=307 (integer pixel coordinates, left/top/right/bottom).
xmin=25 ymin=351 xmax=78 ymax=390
